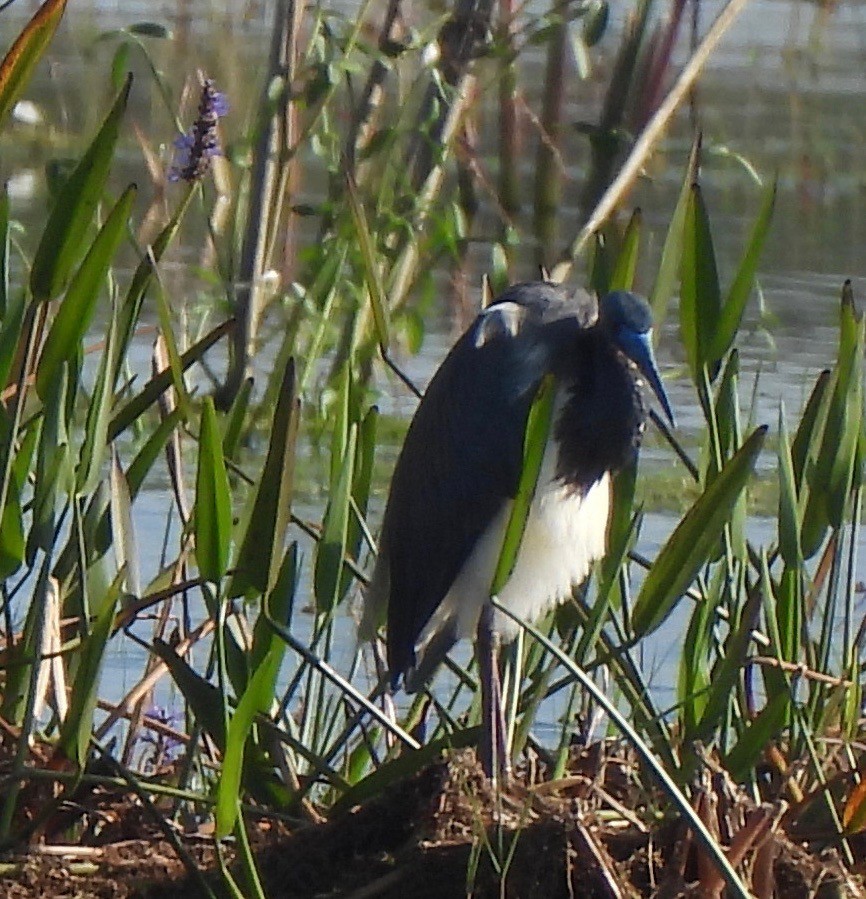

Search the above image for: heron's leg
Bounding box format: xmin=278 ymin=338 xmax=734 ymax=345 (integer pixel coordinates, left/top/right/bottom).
xmin=477 ymin=604 xmax=510 ymax=784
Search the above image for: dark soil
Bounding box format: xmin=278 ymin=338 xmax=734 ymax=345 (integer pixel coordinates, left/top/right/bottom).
xmin=0 ymin=750 xmax=862 ymax=897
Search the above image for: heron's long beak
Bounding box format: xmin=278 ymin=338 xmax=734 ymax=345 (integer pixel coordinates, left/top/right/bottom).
xmin=617 ymin=328 xmax=675 ymax=427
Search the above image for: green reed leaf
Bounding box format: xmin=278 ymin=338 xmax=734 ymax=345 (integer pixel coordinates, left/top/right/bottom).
xmin=707 ymin=178 xmax=776 ymax=364
xmin=777 ymin=406 xmax=802 ymax=568
xmin=229 ymin=359 xmax=299 ymax=598
xmin=492 ymin=374 xmax=556 ymax=594
xmin=0 ymin=0 xmax=67 ymax=131
xmin=648 ymin=138 xmax=698 ymax=329
xmin=608 ymin=207 xmax=641 ymax=292
xmin=679 ymin=183 xmax=722 ymax=382
xmin=195 ymin=398 xmax=231 ymax=583
xmin=30 ymin=74 xmax=131 ymax=302
xmin=314 ymin=424 xmax=357 ymax=614
xmin=109 ymin=447 xmax=139 ymax=597
xmin=632 ymin=426 xmax=767 ymax=638
xmin=57 ymin=574 xmax=122 ymax=768
xmin=36 ymin=184 xmax=136 ymax=401
xmin=216 ymin=641 xmax=283 ymax=839
xmin=27 ymin=369 xmax=70 ymax=561
xmin=724 ymin=692 xmax=789 ymax=781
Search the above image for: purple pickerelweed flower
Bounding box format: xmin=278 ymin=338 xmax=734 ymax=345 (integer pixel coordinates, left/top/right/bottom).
xmin=168 ymin=78 xmax=229 ymax=183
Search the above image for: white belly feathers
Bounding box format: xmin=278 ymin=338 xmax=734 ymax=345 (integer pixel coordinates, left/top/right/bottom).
xmin=417 ymin=429 xmax=611 ymax=653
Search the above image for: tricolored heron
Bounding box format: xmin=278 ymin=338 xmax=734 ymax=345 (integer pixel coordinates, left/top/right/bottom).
xmin=362 ymin=282 xmax=674 ymax=779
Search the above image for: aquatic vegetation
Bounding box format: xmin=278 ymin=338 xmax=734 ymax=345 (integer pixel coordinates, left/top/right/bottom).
xmin=0 ymin=0 xmax=863 ymax=896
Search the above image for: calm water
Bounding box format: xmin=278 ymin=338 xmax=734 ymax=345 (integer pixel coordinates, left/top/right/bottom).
xmin=3 ymin=0 xmax=866 ymax=728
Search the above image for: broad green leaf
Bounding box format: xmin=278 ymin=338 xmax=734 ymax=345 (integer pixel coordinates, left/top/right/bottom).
xmin=109 ymin=448 xmax=139 ymax=597
xmin=222 ymin=376 xmax=253 ymax=462
xmin=775 ymin=564 xmax=802 ymax=664
xmin=195 ymin=398 xmax=232 ymax=583
xmin=1 ymin=550 xmax=53 ymax=723
xmin=0 ymin=0 xmax=67 ymax=130
xmin=151 ymin=638 xmax=291 ymax=808
xmin=823 ymin=287 xmax=863 ymax=526
xmin=216 ymin=641 xmax=283 ymax=838
xmin=314 ymin=425 xmax=357 ymax=613
xmin=57 ymin=573 xmax=122 ymax=768
xmin=801 ymin=293 xmax=864 ymax=555
xmin=126 ymin=410 xmax=182 ymax=498
xmin=707 ymin=179 xmax=776 ymax=363
xmin=678 ymin=591 xmax=713 ymax=737
xmin=608 ymin=208 xmax=641 ymax=292
xmin=338 ymin=405 xmax=378 ymax=601
xmin=152 ymin=637 xmax=226 ymax=745
xmin=632 ymin=426 xmax=767 ymax=637
xmin=679 ymin=183 xmax=722 ymax=382
xmin=649 ymin=137 xmax=698 ymax=328
xmin=250 ymin=543 xmax=298 ymax=674
xmin=0 ymin=464 xmax=24 ymax=579
xmin=36 ymin=184 xmax=136 ymax=400
xmin=777 ymin=406 xmax=802 ymax=568
xmin=229 ymin=359 xmax=299 ymax=598
xmin=30 ymin=74 xmax=132 ymax=302
xmin=590 ymin=232 xmax=612 ymax=299
xmin=791 ymin=369 xmax=830 ymax=489
xmin=492 ymin=374 xmax=556 ymax=593
xmin=724 ymin=691 xmax=789 ymax=781
xmin=27 ymin=369 xmax=70 ymax=561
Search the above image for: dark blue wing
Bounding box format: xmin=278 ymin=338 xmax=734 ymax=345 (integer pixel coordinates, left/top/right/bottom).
xmin=381 ymin=283 xmax=588 ymax=680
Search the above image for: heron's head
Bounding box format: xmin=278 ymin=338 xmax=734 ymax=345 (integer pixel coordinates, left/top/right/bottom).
xmin=598 ymin=291 xmax=675 ymax=427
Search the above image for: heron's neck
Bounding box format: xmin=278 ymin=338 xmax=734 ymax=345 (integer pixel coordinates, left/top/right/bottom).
xmin=553 ymin=338 xmax=647 ymax=491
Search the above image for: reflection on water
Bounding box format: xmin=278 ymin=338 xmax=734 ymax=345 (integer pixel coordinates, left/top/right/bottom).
xmin=4 ymin=0 xmax=866 ymax=721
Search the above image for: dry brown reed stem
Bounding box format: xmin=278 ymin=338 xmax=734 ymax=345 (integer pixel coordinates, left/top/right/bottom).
xmin=550 ymin=0 xmax=754 ymax=284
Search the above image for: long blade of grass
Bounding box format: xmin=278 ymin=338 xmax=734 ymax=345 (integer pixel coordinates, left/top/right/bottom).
xmin=30 ymin=74 xmax=132 ymax=302
xmin=229 ymin=359 xmax=299 ymax=598
xmin=195 ymin=397 xmax=232 ymax=583
xmin=608 ymin=208 xmax=642 ymax=292
xmin=648 ymin=136 xmax=698 ymax=327
xmin=216 ymin=640 xmax=283 ymax=839
xmin=36 ymin=184 xmax=136 ymax=400
xmin=109 ymin=447 xmax=139 ymax=598
xmin=492 ymin=374 xmax=556 ymax=592
xmin=707 ymin=178 xmax=776 ymax=364
xmin=679 ymin=183 xmax=721 ymax=382
xmin=631 ymin=426 xmax=767 ymax=637
xmin=57 ymin=574 xmax=123 ymax=768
